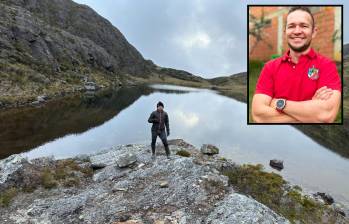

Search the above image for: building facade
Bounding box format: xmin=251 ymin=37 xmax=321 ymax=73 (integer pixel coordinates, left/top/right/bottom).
xmin=249 ymin=6 xmax=342 ymax=62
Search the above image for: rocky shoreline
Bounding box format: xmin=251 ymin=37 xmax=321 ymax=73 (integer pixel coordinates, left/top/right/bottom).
xmin=0 ymin=80 xmax=116 ymax=110
xmin=0 ymin=139 xmax=348 ymax=224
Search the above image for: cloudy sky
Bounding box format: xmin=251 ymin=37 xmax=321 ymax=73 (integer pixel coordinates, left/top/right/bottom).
xmin=73 ymin=0 xmax=348 ymax=78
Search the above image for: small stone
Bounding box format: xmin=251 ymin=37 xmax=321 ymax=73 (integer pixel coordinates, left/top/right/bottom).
xmin=314 ymin=192 xmax=334 ymax=205
xmin=269 ymin=159 xmax=284 ymax=170
xmin=113 ymin=220 xmax=142 ymax=224
xmin=37 ymin=95 xmax=47 ymax=103
xmin=118 ymin=214 xmax=131 ymax=222
xmin=113 ymin=187 xmax=127 ymax=192
xmin=31 ymin=100 xmax=40 ymax=106
xmin=84 ymin=81 xmax=97 ymax=91
xmin=159 ymin=181 xmax=169 ymax=188
xmin=154 ymin=221 xmax=165 ymax=224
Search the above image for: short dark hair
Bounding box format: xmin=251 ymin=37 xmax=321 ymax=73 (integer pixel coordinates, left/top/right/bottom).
xmin=287 ymin=6 xmax=315 ymax=29
xmin=157 ymin=101 xmax=164 ymax=108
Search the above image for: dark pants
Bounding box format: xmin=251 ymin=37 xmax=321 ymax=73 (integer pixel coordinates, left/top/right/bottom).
xmin=151 ymin=129 xmax=170 ymax=156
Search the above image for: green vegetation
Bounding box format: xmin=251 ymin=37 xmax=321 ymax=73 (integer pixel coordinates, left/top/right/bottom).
xmin=248 ymin=60 xmax=264 ymax=123
xmin=222 ymin=164 xmax=342 ymax=223
xmin=176 ymin=149 xmax=191 ymax=157
xmin=41 ymin=159 xmax=89 ymax=189
xmin=0 ymin=187 xmax=18 ymax=207
xmin=219 ymin=157 xmax=227 ymax=161
xmin=223 ymin=164 xmax=285 ymax=206
xmin=0 ymin=159 xmax=94 ymax=207
xmin=41 ymin=168 xmax=58 ymax=189
xmin=56 ymin=159 xmax=94 ymax=179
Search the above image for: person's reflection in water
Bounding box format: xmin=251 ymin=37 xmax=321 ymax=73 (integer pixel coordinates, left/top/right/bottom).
xmin=148 ymin=101 xmax=170 ymax=160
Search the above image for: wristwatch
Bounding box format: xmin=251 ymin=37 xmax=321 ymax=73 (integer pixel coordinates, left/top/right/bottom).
xmin=276 ymin=99 xmax=286 ymax=112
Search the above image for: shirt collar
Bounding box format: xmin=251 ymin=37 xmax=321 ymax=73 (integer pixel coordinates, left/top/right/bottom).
xmin=281 ymin=48 xmax=317 ymax=62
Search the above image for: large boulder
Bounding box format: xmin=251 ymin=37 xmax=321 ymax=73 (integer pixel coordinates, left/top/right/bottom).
xmin=116 ymin=153 xmax=137 ymax=168
xmin=0 ymin=154 xmax=27 ymax=185
xmin=92 ymin=165 xmax=130 ymax=182
xmin=200 ymin=144 xmax=219 ymax=155
xmin=89 ymin=147 xmax=123 ymax=168
xmin=89 ymin=145 xmax=141 ymax=169
xmin=206 ymin=193 xmax=290 ymax=224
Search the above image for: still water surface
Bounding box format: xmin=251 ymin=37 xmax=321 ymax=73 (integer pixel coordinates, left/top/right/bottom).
xmin=1 ymin=84 xmax=348 ymax=206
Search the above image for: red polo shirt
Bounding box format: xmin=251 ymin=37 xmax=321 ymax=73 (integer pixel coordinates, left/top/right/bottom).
xmin=255 ymin=48 xmax=341 ymax=101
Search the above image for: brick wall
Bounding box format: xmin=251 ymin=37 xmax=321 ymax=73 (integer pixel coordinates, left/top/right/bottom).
xmin=249 ymin=6 xmax=339 ymax=62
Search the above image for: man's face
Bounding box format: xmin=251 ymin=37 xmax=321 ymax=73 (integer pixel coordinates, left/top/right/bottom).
xmin=157 ymin=106 xmax=163 ymax=111
xmin=285 ymin=10 xmax=316 ymax=53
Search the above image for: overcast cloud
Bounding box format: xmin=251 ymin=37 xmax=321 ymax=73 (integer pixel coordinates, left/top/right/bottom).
xmin=73 ymin=0 xmax=348 ymax=78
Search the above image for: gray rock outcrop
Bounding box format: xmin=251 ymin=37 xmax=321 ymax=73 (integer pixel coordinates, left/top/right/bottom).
xmin=0 ymin=0 xmax=152 ymax=77
xmin=0 ymin=139 xmax=299 ymax=223
xmin=0 ymin=154 xmax=27 ymax=185
xmin=206 ymin=193 xmax=290 ymax=224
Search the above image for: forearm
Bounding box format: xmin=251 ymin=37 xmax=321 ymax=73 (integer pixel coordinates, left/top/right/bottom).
xmin=252 ymin=105 xmax=299 ymax=123
xmin=284 ymin=100 xmax=335 ymax=123
xmin=148 ymin=114 xmax=158 ymax=123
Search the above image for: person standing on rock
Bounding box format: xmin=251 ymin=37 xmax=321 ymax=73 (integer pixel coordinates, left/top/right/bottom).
xmin=148 ymin=101 xmax=170 ymax=159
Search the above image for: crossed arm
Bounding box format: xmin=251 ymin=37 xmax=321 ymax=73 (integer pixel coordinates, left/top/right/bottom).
xmin=252 ymin=86 xmax=341 ymax=123
xmin=148 ymin=112 xmax=158 ymax=123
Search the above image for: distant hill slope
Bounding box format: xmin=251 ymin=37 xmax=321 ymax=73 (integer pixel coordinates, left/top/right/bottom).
xmin=209 ymin=72 xmax=247 ymax=86
xmin=206 ymin=72 xmax=247 ymax=102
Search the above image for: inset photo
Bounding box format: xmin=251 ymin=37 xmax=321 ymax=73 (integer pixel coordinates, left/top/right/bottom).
xmin=248 ymin=5 xmax=343 ymax=124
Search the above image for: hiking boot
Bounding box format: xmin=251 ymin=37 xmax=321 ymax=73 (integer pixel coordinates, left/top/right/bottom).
xmin=151 ymin=153 xmax=156 ymax=160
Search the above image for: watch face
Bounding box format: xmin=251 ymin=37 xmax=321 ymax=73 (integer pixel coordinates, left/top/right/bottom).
xmin=277 ymin=100 xmax=285 ymax=109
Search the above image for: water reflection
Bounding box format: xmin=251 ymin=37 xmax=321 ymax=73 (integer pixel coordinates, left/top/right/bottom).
xmin=0 ymin=86 xmax=153 ymax=158
xmin=1 ymin=84 xmax=349 ymax=207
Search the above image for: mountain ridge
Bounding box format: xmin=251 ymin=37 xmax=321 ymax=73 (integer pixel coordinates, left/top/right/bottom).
xmin=0 ymin=0 xmax=206 ymax=107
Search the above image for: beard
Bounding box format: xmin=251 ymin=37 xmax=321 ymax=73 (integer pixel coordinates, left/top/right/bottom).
xmin=288 ymin=39 xmax=312 ymax=53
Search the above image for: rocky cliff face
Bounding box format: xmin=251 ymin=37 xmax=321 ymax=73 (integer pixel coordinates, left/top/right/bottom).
xmin=0 ymin=0 xmax=152 ymax=76
xmin=0 ymin=0 xmax=209 ymax=107
xmin=0 ymin=0 xmax=162 ymax=105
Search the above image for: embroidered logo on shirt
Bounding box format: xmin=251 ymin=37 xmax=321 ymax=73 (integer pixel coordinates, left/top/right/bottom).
xmin=308 ymin=65 xmax=319 ymax=80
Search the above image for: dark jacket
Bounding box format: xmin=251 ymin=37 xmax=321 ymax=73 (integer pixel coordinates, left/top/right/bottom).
xmin=148 ymin=110 xmax=170 ymax=133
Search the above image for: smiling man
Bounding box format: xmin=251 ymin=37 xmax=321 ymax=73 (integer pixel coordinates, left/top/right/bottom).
xmin=252 ymin=6 xmax=341 ymax=123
